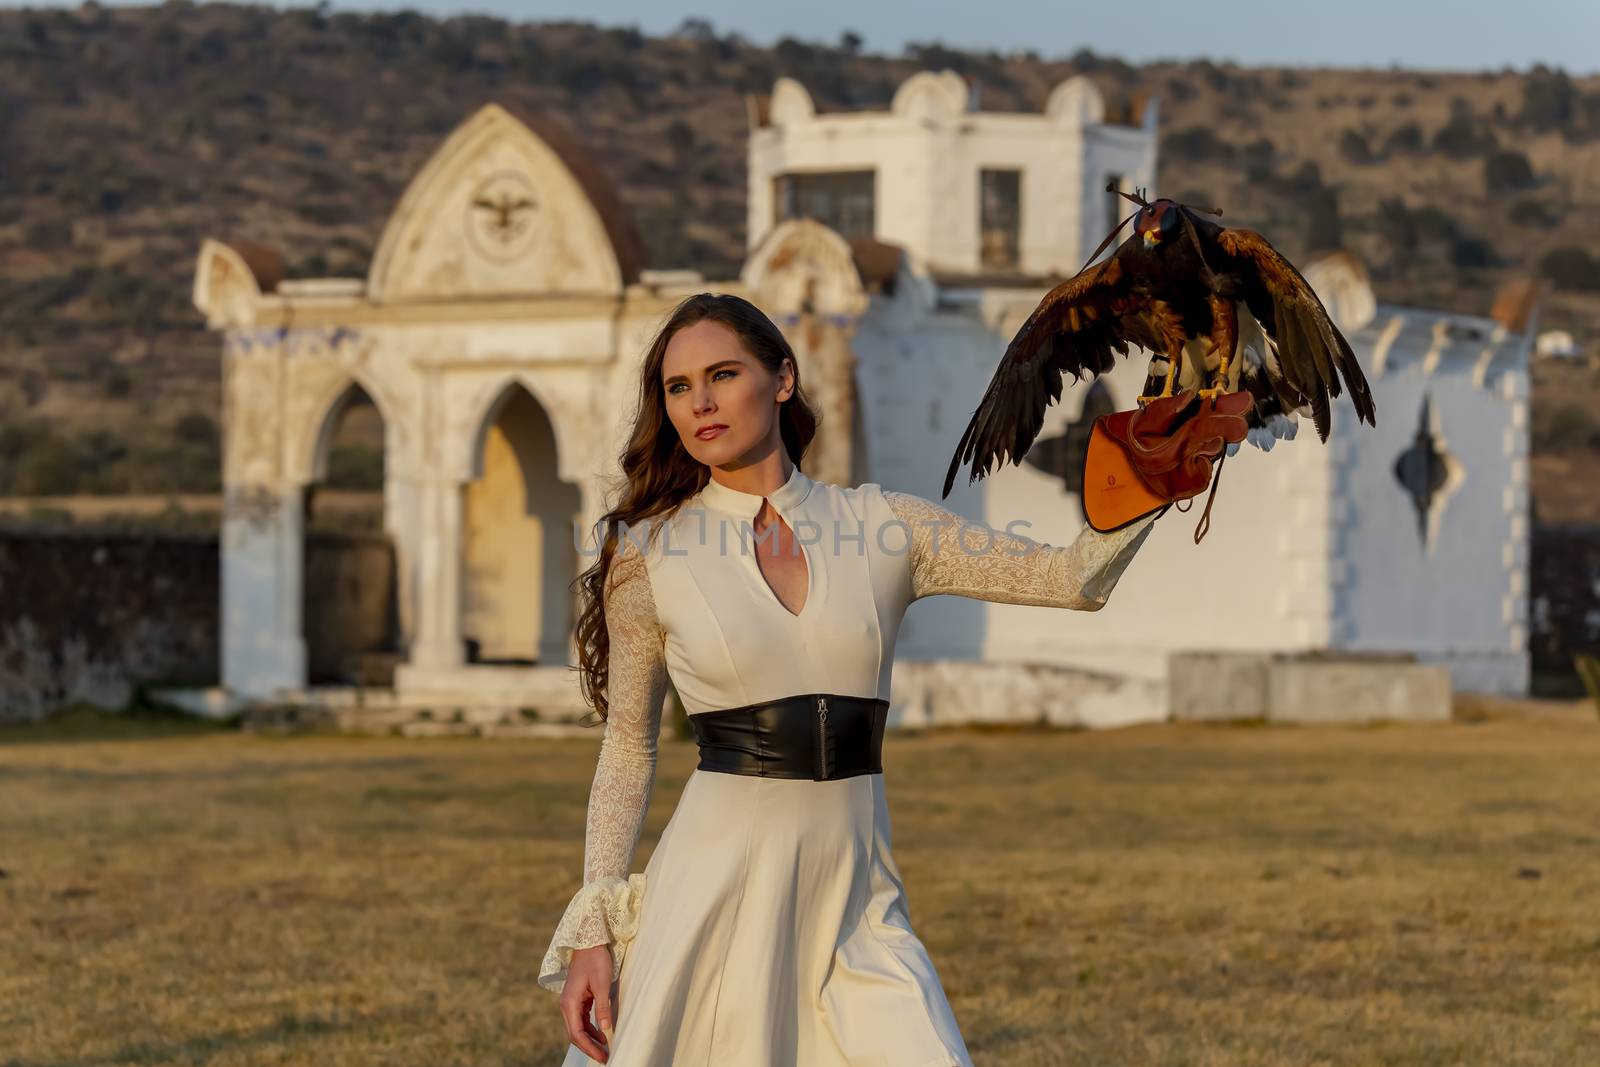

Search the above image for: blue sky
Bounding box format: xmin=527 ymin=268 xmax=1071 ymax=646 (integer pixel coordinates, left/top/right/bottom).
xmin=14 ymin=0 xmax=1600 ymax=73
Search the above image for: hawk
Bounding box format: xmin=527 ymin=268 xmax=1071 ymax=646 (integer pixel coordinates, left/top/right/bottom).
xmin=943 ymin=185 xmax=1377 ymax=497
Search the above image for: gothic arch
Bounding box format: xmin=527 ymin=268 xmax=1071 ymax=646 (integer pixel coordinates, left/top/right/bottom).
xmin=455 ymin=374 xmax=583 ymax=486
xmin=459 ymin=379 xmax=580 ymax=665
xmin=469 ymin=380 xmax=538 ymax=484
xmin=367 ymin=103 xmax=642 ymax=302
xmin=292 ymin=371 xmax=402 ymax=487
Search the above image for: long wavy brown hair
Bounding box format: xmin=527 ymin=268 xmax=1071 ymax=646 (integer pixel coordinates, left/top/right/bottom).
xmin=572 ymin=292 xmax=820 ymax=725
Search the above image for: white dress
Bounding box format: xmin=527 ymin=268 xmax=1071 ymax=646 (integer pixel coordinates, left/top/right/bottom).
xmin=539 ymin=465 xmax=1157 ymax=1066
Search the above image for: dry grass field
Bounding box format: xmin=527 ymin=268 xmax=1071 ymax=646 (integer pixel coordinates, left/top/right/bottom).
xmin=3 ymin=699 xmax=1598 ymax=1066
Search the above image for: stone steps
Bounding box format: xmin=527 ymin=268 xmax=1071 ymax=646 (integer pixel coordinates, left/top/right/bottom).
xmin=237 ymin=688 xmax=599 ymax=738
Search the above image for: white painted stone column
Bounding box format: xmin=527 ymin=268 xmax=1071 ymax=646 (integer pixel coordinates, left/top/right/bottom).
xmin=567 ymin=477 xmax=611 ymax=669
xmin=1500 ymin=369 xmax=1531 ymax=694
xmin=405 ymin=474 xmax=466 ymax=673
xmin=221 ymin=483 xmax=307 ymax=699
xmin=386 ymin=467 xmax=421 ymax=657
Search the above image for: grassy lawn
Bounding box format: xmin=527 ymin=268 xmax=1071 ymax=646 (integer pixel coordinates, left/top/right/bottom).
xmin=3 ymin=700 xmax=1598 ymax=1066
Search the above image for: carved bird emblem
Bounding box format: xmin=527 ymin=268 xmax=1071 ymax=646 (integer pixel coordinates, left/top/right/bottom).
xmin=943 ymin=184 xmax=1378 ymax=497
xmin=472 ymin=192 xmax=538 ymax=239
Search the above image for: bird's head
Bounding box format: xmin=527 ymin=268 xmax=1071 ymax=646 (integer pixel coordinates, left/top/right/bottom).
xmin=1084 ymin=183 xmax=1223 ymax=275
xmin=1134 ymin=199 xmax=1182 ymax=249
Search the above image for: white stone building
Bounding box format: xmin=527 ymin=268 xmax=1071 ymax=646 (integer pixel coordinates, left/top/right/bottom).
xmin=190 ymin=71 xmax=1533 ymax=730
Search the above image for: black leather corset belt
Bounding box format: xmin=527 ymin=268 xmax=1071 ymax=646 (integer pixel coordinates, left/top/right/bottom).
xmin=688 ymin=693 xmax=889 ymax=782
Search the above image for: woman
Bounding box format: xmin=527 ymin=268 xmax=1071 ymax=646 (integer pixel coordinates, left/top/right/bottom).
xmin=538 ymin=293 xmax=1163 ymax=1065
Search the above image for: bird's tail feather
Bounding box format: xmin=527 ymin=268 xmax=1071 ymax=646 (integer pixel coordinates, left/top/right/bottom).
xmin=1241 ymin=411 xmax=1300 ymax=453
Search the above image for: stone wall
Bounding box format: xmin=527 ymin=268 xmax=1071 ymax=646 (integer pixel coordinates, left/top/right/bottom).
xmin=1 ymin=528 xmax=399 ymax=722
xmin=303 ymin=531 xmax=399 ymax=684
xmin=0 ymin=529 xmax=220 ymax=722
xmin=1169 ymin=650 xmax=1451 ymax=723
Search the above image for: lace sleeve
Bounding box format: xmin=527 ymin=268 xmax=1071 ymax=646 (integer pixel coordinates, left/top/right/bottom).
xmin=537 ymin=538 xmax=668 ymax=995
xmin=882 ymin=489 xmax=1157 ymax=610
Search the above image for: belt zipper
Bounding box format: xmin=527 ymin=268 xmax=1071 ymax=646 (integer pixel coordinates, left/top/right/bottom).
xmin=816 ymin=695 xmax=829 ymax=779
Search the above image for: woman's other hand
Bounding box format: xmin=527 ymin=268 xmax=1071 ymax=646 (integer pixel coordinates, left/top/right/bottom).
xmin=559 ymin=944 xmax=615 ymax=1062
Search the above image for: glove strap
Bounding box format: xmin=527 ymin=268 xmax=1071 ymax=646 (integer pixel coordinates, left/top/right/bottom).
xmin=1172 ymin=447 xmax=1227 ymax=544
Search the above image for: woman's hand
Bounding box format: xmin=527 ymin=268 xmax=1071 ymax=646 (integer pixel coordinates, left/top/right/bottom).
xmin=559 ymin=943 xmax=616 ymax=1063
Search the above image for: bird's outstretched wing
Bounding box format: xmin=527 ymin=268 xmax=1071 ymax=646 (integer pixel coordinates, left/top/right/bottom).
xmin=1212 ymin=226 xmax=1377 ymax=441
xmin=942 ymin=255 xmax=1140 ymax=497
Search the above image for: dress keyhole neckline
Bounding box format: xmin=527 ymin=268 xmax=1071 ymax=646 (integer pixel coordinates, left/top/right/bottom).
xmin=751 ymin=505 xmax=814 ymax=620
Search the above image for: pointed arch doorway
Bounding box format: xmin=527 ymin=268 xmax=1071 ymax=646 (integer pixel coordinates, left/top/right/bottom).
xmin=301 ymin=381 xmax=402 ymax=685
xmin=461 ymin=382 xmax=580 ymax=667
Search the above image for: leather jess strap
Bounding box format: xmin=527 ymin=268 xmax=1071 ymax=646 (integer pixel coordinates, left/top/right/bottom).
xmin=689 ymin=693 xmax=889 ymax=782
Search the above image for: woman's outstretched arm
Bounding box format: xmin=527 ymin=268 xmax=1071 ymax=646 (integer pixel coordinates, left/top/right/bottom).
xmin=882 ymin=489 xmax=1158 ymax=610
xmin=537 ymin=538 xmax=669 ymax=994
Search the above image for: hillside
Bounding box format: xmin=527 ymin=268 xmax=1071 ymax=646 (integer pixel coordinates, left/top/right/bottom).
xmin=1 ymin=3 xmax=1598 ymax=516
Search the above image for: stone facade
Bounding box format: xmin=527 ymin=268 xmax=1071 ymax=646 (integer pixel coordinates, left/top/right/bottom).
xmin=190 ymin=74 xmax=1535 ymax=730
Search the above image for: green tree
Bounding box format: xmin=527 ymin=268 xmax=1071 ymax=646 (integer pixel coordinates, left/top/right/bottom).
xmin=1532 ymin=402 xmax=1598 ymax=452
xmin=1539 ymin=246 xmax=1600 ymax=291
xmin=1521 ymin=67 xmax=1576 ymax=132
xmin=1484 ymin=150 xmax=1536 ymax=194
xmin=1509 ymin=199 xmax=1555 ymax=228
xmin=1433 ymin=111 xmax=1497 ymax=158
xmin=1306 ymin=187 xmax=1342 ymax=252
xmin=1338 ymin=128 xmax=1375 ymax=164
xmin=1383 ymin=123 xmax=1423 ymax=155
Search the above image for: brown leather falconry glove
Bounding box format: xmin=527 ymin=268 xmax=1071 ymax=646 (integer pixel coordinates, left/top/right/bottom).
xmin=1082 ymin=389 xmax=1252 ymax=543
